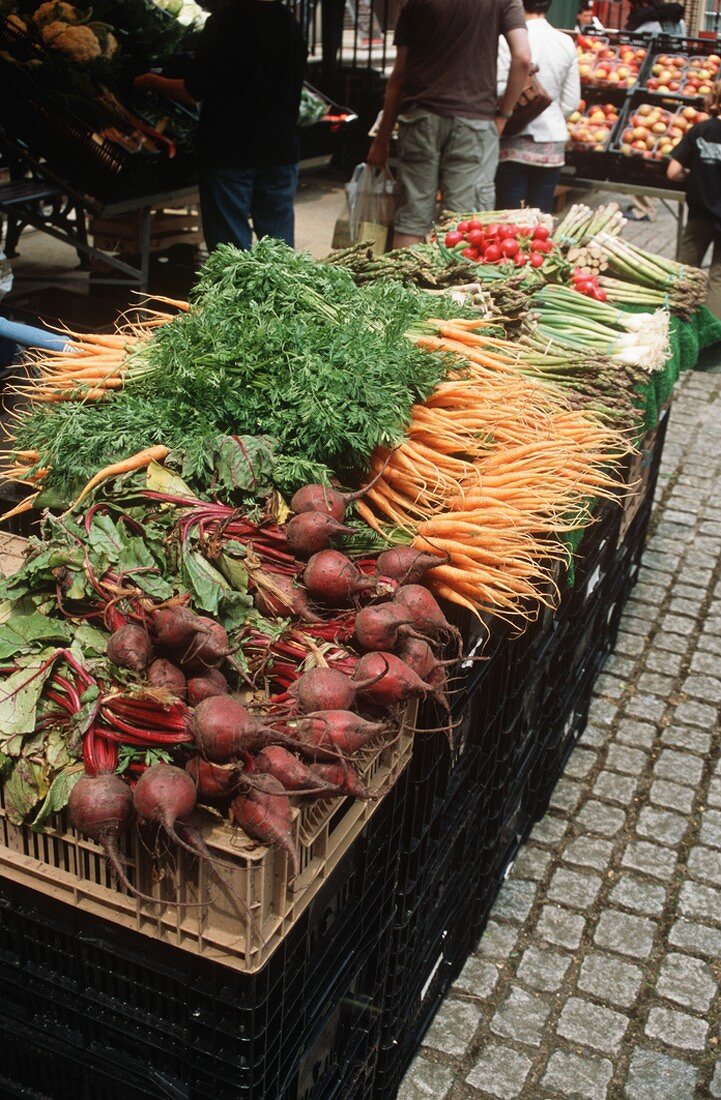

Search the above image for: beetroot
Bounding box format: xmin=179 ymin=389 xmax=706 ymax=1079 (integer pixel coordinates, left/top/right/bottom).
xmin=192 ymin=695 xmax=297 ymax=762
xmin=396 ymin=636 xmax=448 ymax=687
xmin=285 ymin=512 xmax=354 ymax=556
xmin=67 ymin=773 xmax=158 ymax=903
xmin=147 ymin=658 xmax=187 ymax=699
xmin=352 ymin=651 xmax=435 ymax=707
xmin=376 ymin=548 xmax=448 ymax=585
xmin=393 ymin=585 xmax=462 ymax=655
xmin=152 ymin=606 xmax=206 ymax=650
xmin=181 ymin=616 xmax=229 ymax=672
xmin=232 ymin=777 xmax=299 ymax=878
xmin=253 ymin=573 xmax=320 ymax=622
xmin=353 ymin=603 xmax=418 ymax=651
xmin=289 ymin=463 xmax=391 ymax=521
xmin=133 ymin=763 xmax=197 ymax=842
xmin=187 ymin=669 xmax=229 ymax=707
xmin=186 ymin=755 xmax=240 ymax=800
xmin=253 ymin=746 xmax=338 ymax=794
xmin=106 ymin=624 xmax=153 ymax=673
xmin=310 ymin=763 xmax=376 ymax=799
xmin=303 ymin=550 xmax=376 ymax=606
xmin=293 ymin=664 xmax=386 ymax=714
xmin=290 ymin=483 xmax=347 ymax=521
xmin=287 ymin=709 xmax=391 ymax=757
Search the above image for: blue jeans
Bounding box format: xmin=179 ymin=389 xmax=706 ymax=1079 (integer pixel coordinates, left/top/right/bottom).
xmin=494 ymin=161 xmax=562 ymax=215
xmin=199 ymin=164 xmax=299 ymax=252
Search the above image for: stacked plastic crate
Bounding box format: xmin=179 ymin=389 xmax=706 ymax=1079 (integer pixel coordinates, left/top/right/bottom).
xmin=0 ymin=733 xmax=411 ymax=1100
xmin=373 ymin=408 xmax=669 ymax=1097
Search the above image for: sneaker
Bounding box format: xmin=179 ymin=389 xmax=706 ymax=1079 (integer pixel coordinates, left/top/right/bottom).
xmin=625 ymin=210 xmax=651 ymax=222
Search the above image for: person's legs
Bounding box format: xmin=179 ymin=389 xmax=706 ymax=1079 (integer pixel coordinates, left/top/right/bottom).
xmin=706 ymin=233 xmax=721 ymax=319
xmin=494 ymin=160 xmax=530 ymax=211
xmin=525 ymin=165 xmax=562 ymax=215
xmin=251 ymin=164 xmax=299 ymax=246
xmin=199 ymin=166 xmax=254 ymax=252
xmin=678 ymin=215 xmax=715 ymax=268
xmin=393 ymin=110 xmax=442 ymax=245
xmin=440 ymin=118 xmax=499 ymax=213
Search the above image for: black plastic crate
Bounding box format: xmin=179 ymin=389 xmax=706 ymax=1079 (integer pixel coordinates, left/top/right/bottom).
xmin=0 ymin=772 xmax=406 ymax=1099
xmin=0 ymin=1013 xmax=168 ymax=1100
xmin=373 ymin=889 xmax=478 ymax=1100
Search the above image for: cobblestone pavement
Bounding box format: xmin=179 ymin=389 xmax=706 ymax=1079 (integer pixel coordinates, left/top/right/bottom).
xmin=399 ymin=371 xmax=721 ymax=1098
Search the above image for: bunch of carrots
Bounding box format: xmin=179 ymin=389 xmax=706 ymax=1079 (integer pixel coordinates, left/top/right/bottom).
xmin=355 ymin=317 xmax=630 ymax=618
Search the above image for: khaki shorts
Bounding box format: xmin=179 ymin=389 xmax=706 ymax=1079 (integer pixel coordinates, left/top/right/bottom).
xmin=395 ymin=110 xmax=499 ymax=237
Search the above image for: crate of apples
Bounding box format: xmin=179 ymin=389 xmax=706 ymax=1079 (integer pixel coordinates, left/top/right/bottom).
xmin=645 ymin=52 xmax=688 ymax=94
xmin=682 ymin=54 xmax=720 ymax=96
xmin=619 ymin=102 xmax=709 ymax=160
xmin=576 ymin=35 xmax=646 ymax=88
xmin=567 ymin=101 xmax=619 ymax=149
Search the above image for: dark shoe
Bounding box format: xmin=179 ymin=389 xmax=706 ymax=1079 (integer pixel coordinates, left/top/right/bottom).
xmin=625 ymin=210 xmax=651 ymax=222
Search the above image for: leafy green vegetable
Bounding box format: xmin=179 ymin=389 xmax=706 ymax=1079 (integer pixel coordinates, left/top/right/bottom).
xmin=14 ymin=240 xmax=466 ymax=498
xmin=0 ymin=653 xmax=56 ymax=742
xmin=30 ymin=764 xmax=84 ymax=830
xmin=0 ymin=611 xmax=71 ymax=659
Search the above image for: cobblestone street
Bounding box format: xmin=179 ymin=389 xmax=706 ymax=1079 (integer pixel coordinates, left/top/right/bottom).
xmin=400 ymin=365 xmax=721 ymax=1097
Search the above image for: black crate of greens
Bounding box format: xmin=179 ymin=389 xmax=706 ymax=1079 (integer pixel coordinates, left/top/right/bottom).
xmin=0 ymin=770 xmax=406 ymax=1100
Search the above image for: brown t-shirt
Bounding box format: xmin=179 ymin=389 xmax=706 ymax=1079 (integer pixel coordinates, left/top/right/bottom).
xmin=394 ymin=0 xmax=526 ymax=120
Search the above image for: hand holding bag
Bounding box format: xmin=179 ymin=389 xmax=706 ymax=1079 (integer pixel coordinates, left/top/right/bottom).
xmin=503 ymin=65 xmax=553 ymax=137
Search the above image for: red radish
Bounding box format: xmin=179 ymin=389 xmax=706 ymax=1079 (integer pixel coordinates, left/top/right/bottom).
xmin=285 ymin=512 xmax=354 ymax=556
xmin=375 ymin=548 xmax=447 ymax=586
xmin=187 ymin=669 xmax=229 ymax=706
xmin=354 ymin=603 xmax=420 ymax=651
xmin=310 ymin=762 xmax=377 ymax=799
xmin=253 ymin=746 xmax=338 ymax=794
xmin=287 ymin=709 xmax=392 ymax=757
xmin=106 ymin=624 xmax=153 ymax=673
xmin=181 ymin=616 xmax=229 ymax=672
xmin=147 ymin=658 xmax=187 ymax=699
xmin=303 ymin=550 xmax=376 ymax=605
xmin=232 ymin=777 xmax=298 ymax=878
xmin=192 ymin=695 xmax=298 ymax=761
xmin=152 ymin=606 xmax=208 ymax=650
xmin=186 ymin=755 xmax=240 ymax=800
xmin=67 ymin=773 xmax=158 ymax=902
xmin=293 ymin=664 xmax=388 ymax=714
xmin=253 ymin=573 xmax=320 ymax=622
xmin=352 ymin=651 xmax=436 ymax=707
xmin=392 ymin=585 xmax=462 ymax=654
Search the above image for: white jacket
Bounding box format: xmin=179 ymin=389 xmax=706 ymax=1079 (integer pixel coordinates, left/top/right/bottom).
xmin=497 ymin=18 xmax=581 ymax=143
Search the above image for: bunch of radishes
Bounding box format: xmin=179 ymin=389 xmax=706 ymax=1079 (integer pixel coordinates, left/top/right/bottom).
xmin=442 ymin=220 xmax=556 ymax=270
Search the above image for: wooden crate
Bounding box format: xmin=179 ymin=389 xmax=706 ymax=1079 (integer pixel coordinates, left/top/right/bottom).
xmin=89 ymin=204 xmax=203 ymax=271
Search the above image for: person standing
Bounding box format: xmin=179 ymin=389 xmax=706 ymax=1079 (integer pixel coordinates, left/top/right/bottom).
xmin=367 ymin=0 xmax=532 ymax=248
xmin=624 ymin=0 xmax=685 ymax=221
xmin=136 ymin=0 xmax=307 ymax=252
xmin=495 ymin=0 xmax=580 ymax=213
xmin=667 ymin=101 xmax=721 ymax=318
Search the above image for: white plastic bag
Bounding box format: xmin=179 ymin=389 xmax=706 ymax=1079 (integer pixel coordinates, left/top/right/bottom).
xmin=345 ymin=163 xmax=396 ymax=254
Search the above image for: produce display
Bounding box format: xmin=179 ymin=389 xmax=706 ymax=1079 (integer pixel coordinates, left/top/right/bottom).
xmin=644 ymin=51 xmax=720 ymax=96
xmin=576 ymin=34 xmax=647 ymax=88
xmin=567 ymin=100 xmax=620 ymax=150
xmin=0 ymin=209 xmax=708 ymax=908
xmin=618 ymin=101 xmax=710 ymax=160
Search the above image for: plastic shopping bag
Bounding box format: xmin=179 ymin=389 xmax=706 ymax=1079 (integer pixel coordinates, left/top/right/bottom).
xmin=345 ymin=163 xmax=397 ymax=254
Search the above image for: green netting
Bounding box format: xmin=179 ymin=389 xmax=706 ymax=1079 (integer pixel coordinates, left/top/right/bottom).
xmin=561 ymin=305 xmax=721 ymax=582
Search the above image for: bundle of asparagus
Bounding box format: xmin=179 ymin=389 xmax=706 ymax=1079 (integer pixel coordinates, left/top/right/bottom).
xmin=553 ymin=203 xmax=626 ymax=248
xmin=593 ymin=231 xmax=708 ymax=320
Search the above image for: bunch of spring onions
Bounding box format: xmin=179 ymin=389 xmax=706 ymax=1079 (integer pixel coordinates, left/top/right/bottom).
xmin=553 ymin=203 xmax=625 ymax=247
xmin=593 ymin=231 xmax=707 ymax=319
xmin=530 ymin=285 xmax=669 ymax=371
